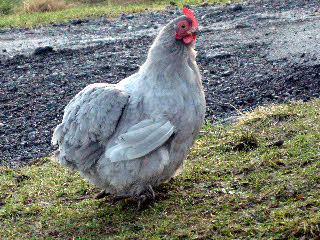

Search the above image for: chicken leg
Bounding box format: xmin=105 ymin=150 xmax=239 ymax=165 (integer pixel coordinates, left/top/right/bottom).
xmin=135 ymin=184 xmax=155 ymax=210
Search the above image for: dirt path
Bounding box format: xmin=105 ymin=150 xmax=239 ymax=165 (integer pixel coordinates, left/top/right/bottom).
xmin=0 ymin=0 xmax=319 ymax=166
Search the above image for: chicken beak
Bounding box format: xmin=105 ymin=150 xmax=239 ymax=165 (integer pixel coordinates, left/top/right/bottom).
xmin=192 ymin=29 xmax=201 ymax=36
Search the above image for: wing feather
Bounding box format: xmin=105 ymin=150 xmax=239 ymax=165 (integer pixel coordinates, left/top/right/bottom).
xmin=52 ymin=83 xmax=129 ymax=171
xmin=105 ymin=119 xmax=174 ymax=162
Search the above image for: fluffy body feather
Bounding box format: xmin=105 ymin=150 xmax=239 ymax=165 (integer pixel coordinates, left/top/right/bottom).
xmin=52 ymin=10 xmax=206 ymax=203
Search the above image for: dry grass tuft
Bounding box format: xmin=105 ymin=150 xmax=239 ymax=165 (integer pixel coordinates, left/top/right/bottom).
xmin=21 ymin=0 xmax=72 ymax=13
xmin=107 ymin=0 xmax=153 ymax=5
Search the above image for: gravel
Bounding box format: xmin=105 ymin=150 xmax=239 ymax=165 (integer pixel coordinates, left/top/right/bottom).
xmin=0 ymin=0 xmax=319 ymax=167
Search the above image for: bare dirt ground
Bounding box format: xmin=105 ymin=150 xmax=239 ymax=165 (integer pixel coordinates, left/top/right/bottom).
xmin=0 ymin=0 xmax=319 ymax=166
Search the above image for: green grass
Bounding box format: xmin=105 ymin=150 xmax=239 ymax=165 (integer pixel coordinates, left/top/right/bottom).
xmin=0 ymin=0 xmax=228 ymax=29
xmin=1 ymin=99 xmax=319 ymax=239
xmin=0 ymin=0 xmax=18 ymax=15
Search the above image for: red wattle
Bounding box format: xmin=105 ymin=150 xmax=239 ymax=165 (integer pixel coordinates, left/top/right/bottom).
xmin=183 ymin=35 xmax=193 ymax=44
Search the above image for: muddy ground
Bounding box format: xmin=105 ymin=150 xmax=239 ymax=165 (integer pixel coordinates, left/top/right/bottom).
xmin=0 ymin=0 xmax=319 ymax=166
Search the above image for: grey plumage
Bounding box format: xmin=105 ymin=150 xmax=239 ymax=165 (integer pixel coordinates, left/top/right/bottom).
xmin=52 ymin=9 xmax=206 ymax=206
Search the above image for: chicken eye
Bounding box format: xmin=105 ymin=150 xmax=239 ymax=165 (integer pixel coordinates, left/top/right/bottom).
xmin=181 ymin=24 xmax=186 ymax=29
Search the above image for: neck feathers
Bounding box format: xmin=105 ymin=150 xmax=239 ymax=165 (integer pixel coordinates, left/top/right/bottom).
xmin=141 ymin=28 xmax=197 ymax=72
xmin=138 ymin=16 xmax=199 ymax=85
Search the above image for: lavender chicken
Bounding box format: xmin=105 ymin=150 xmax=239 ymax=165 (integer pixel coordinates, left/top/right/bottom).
xmin=52 ymin=8 xmax=206 ymax=209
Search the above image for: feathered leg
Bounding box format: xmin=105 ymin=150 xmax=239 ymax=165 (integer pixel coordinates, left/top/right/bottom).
xmin=96 ymin=186 xmax=155 ymax=210
xmin=134 ymin=184 xmax=155 ymax=211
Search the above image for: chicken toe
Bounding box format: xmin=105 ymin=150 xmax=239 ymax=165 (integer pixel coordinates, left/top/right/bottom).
xmin=135 ymin=185 xmax=155 ymax=211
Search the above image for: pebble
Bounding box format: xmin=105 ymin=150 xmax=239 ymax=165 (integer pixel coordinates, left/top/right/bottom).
xmin=205 ymin=52 xmax=232 ymax=60
xmin=33 ymin=46 xmax=54 ymax=55
xmin=231 ymin=4 xmax=243 ymax=12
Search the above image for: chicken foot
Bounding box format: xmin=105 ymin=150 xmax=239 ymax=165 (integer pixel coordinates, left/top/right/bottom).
xmin=135 ymin=184 xmax=155 ymax=211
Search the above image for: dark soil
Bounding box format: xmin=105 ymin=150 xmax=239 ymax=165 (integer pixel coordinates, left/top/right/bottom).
xmin=0 ymin=0 xmax=319 ymax=167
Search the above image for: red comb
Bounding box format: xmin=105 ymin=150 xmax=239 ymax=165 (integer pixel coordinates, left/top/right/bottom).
xmin=183 ymin=7 xmax=198 ymax=29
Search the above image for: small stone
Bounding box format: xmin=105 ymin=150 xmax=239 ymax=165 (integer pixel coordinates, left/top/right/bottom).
xmin=15 ymin=174 xmax=30 ymax=183
xmin=231 ymin=4 xmax=243 ymax=11
xmin=8 ymin=85 xmax=18 ymax=92
xmin=34 ymin=46 xmax=54 ymax=55
xmin=28 ymin=131 xmax=37 ymax=141
xmin=126 ymin=15 xmax=134 ymax=20
xmin=247 ymin=96 xmax=256 ymax=103
xmin=209 ymin=69 xmax=216 ymax=74
xmin=235 ymin=24 xmax=250 ymax=29
xmin=201 ymin=2 xmax=209 ymax=7
xmin=71 ymin=19 xmax=87 ymax=25
xmin=220 ymin=70 xmax=233 ymax=77
xmin=221 ymin=115 xmax=242 ymax=124
xmin=206 ymin=51 xmax=232 ymax=60
xmin=269 ymin=140 xmax=284 ymax=147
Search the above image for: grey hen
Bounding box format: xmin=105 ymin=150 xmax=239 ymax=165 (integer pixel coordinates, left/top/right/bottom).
xmin=52 ymin=8 xmax=206 ymax=209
